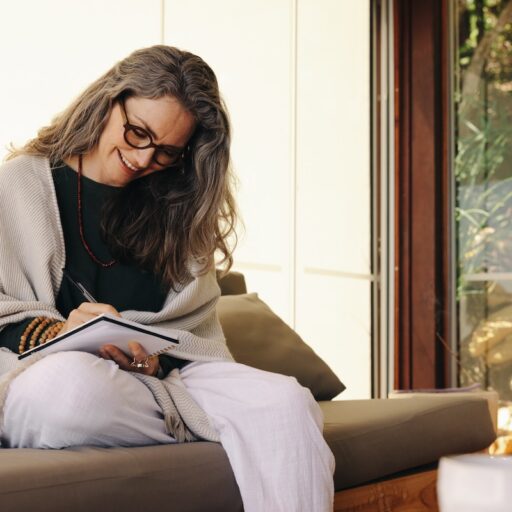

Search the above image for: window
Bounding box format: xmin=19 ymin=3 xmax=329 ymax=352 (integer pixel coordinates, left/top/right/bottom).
xmin=454 ymin=0 xmax=512 ymax=401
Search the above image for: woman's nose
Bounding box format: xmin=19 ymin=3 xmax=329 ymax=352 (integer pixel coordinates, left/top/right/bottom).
xmin=132 ymin=147 xmax=155 ymax=169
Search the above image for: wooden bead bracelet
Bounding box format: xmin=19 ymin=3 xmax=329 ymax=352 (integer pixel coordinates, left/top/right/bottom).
xmin=19 ymin=318 xmax=65 ymax=354
xmin=19 ymin=316 xmax=45 ymax=354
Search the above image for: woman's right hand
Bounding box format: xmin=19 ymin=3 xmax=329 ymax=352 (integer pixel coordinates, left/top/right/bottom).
xmin=57 ymin=302 xmax=122 ymax=336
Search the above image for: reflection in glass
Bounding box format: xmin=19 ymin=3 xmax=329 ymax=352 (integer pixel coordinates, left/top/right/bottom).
xmin=455 ymin=0 xmax=512 ymax=400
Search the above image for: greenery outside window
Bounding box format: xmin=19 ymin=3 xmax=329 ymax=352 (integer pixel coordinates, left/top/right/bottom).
xmin=455 ymin=0 xmax=512 ymax=407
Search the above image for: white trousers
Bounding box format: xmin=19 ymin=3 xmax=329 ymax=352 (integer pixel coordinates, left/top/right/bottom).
xmin=1 ymin=352 xmax=335 ymax=512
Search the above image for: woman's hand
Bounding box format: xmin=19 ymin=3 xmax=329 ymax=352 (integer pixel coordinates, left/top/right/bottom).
xmin=98 ymin=341 xmax=160 ymax=377
xmin=57 ymin=303 xmax=159 ymax=376
xmin=58 ymin=302 xmax=122 ymax=335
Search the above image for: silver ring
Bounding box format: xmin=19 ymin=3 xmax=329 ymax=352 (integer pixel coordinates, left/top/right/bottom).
xmin=130 ymin=357 xmax=149 ymax=368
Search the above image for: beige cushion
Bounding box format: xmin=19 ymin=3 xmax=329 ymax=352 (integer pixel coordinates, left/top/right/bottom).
xmin=0 ymin=443 xmax=242 ymax=512
xmin=321 ymin=396 xmax=496 ymax=490
xmin=217 ymin=293 xmax=345 ymax=400
xmin=217 ymin=271 xmax=247 ymax=296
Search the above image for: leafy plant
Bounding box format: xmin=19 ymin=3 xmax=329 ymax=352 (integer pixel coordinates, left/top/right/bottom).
xmin=455 ymin=0 xmax=512 ymax=392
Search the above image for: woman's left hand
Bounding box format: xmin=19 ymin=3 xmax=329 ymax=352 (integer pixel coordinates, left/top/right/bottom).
xmin=98 ymin=341 xmax=160 ymax=376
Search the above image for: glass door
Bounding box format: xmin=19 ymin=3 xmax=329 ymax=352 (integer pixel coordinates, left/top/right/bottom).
xmin=454 ymin=0 xmax=512 ymax=407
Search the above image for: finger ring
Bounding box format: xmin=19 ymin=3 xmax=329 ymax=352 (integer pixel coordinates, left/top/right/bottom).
xmin=130 ymin=357 xmax=149 ymax=368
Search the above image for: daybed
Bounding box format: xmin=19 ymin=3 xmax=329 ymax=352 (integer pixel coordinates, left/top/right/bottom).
xmin=0 ymin=272 xmax=496 ymax=512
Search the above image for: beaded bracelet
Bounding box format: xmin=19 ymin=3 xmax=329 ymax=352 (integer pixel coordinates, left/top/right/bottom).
xmin=39 ymin=321 xmax=58 ymax=344
xmin=19 ymin=317 xmax=45 ymax=354
xmin=28 ymin=318 xmax=53 ymax=350
xmin=50 ymin=322 xmax=65 ymax=340
xmin=40 ymin=321 xmax=65 ymax=344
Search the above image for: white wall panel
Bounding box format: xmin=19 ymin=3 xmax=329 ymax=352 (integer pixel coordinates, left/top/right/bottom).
xmin=296 ymin=0 xmax=371 ymax=275
xmin=165 ymin=1 xmax=372 ymax=395
xmin=0 ymin=0 xmax=161 ymax=161
xmin=164 ymin=0 xmax=294 ymax=322
xmin=296 ymin=0 xmax=371 ymax=398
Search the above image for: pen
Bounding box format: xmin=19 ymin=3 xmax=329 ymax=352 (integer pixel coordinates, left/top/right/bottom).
xmin=61 ymin=268 xmax=98 ymax=303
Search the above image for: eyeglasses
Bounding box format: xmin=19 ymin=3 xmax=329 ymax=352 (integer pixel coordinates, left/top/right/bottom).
xmin=119 ymin=98 xmax=186 ymax=168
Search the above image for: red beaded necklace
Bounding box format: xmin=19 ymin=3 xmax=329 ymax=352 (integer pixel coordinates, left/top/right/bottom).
xmin=77 ymin=155 xmax=117 ymax=268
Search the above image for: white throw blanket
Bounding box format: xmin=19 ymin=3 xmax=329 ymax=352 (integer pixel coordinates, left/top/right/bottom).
xmin=0 ymin=154 xmax=234 ymax=443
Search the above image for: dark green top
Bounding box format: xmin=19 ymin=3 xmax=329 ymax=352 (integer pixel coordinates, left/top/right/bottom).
xmin=0 ymin=164 xmax=187 ymax=375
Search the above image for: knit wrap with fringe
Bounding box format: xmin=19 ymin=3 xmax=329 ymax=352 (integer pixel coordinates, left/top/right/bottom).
xmin=0 ymin=155 xmax=234 ymax=445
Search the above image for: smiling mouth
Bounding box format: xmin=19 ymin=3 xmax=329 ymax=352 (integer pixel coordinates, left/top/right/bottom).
xmin=117 ymin=149 xmax=143 ymax=173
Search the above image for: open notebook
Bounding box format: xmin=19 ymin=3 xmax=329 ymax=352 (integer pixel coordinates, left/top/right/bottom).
xmin=18 ymin=313 xmax=179 ymax=360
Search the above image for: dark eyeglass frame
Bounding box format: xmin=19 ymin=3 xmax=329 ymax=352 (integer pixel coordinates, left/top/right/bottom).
xmin=118 ymin=98 xmax=186 ymax=168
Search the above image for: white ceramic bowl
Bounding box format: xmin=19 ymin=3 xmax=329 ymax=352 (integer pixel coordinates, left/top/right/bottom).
xmin=438 ymin=454 xmax=512 ymax=512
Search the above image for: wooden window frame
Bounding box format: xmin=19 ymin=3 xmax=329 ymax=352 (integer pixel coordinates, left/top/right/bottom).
xmin=393 ymin=0 xmax=452 ymax=389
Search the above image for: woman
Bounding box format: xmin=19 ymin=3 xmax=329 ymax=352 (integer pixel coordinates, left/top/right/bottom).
xmin=0 ymin=45 xmax=335 ymax=511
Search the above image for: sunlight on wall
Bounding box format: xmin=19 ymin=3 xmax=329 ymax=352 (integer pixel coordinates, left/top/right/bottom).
xmin=295 ymin=0 xmax=371 ymax=399
xmin=164 ymin=0 xmax=372 ymax=399
xmin=0 ymin=0 xmax=160 ymax=160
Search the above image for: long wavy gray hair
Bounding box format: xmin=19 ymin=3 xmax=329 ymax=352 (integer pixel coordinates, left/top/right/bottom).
xmin=8 ymin=45 xmax=238 ymax=289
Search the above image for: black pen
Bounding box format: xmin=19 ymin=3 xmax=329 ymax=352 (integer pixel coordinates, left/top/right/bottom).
xmin=61 ymin=268 xmax=98 ymax=303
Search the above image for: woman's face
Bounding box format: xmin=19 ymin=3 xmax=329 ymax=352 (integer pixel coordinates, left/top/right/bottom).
xmin=83 ymin=95 xmax=196 ymax=187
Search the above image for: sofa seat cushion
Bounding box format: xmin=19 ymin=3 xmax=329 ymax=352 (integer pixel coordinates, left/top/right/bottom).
xmin=0 ymin=397 xmax=497 ymax=511
xmin=0 ymin=442 xmax=242 ymax=512
xmin=321 ymin=396 xmax=496 ymax=490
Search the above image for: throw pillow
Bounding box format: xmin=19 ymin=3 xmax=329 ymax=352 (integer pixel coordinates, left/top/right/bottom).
xmin=217 ymin=293 xmax=345 ymax=400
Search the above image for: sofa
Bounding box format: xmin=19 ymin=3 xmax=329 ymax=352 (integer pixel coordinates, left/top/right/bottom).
xmin=0 ymin=272 xmax=496 ymax=512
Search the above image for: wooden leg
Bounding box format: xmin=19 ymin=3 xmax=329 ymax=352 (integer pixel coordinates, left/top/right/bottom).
xmin=333 ymin=469 xmax=438 ymax=512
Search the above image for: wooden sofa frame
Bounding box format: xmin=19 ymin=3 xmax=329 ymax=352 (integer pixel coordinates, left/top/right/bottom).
xmin=334 ymin=468 xmax=438 ymax=512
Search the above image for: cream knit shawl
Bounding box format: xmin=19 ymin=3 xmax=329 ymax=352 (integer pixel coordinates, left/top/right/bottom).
xmin=0 ymin=155 xmax=234 ymax=444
